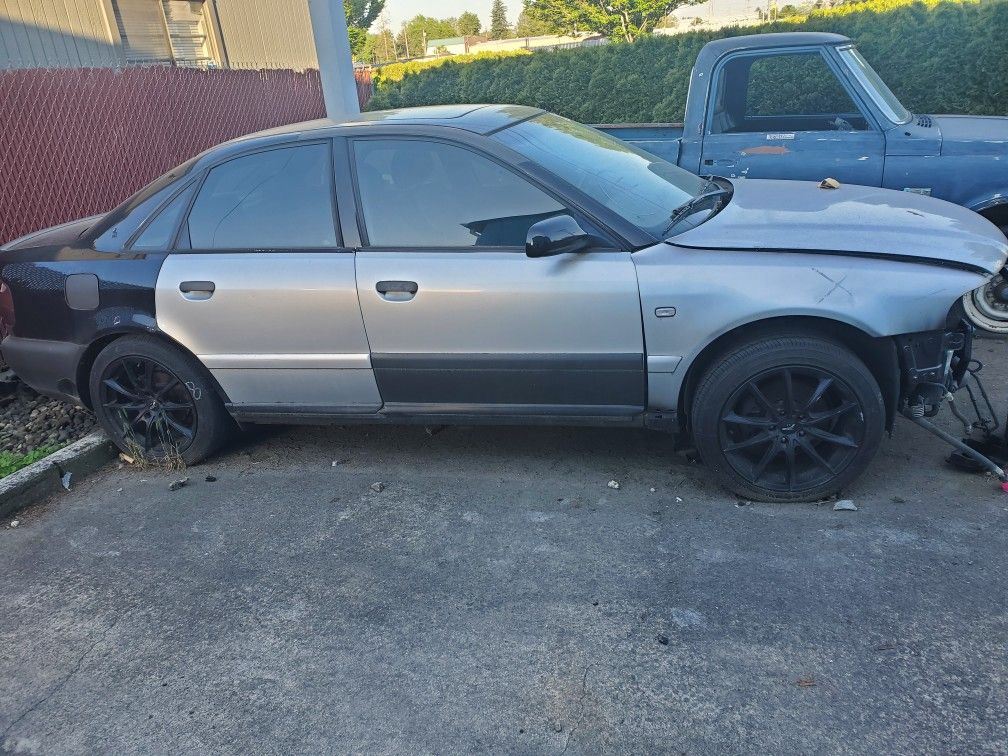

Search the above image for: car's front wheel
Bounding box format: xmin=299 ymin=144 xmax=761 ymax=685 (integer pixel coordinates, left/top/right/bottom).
xmin=691 ymin=334 xmax=885 ymax=503
xmin=89 ymin=335 xmax=233 ymax=465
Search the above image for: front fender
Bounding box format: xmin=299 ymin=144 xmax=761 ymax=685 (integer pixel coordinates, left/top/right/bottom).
xmin=632 ymin=244 xmax=986 ymax=410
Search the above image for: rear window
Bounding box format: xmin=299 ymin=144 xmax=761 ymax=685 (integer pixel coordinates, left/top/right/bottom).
xmin=93 ymin=156 xmax=198 ymax=251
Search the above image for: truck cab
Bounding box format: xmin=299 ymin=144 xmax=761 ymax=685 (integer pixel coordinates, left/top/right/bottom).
xmin=599 ymin=32 xmax=1008 ymax=331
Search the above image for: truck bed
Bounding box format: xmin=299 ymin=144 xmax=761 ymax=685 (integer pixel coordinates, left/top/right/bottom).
xmin=595 ymin=124 xmax=684 ymax=164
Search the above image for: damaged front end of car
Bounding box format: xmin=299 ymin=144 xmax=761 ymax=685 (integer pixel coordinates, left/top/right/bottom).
xmin=895 ymin=300 xmax=1008 ymax=481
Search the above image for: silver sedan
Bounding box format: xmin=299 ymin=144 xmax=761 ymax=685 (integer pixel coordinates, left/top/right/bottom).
xmin=2 ymin=105 xmax=1006 ymax=502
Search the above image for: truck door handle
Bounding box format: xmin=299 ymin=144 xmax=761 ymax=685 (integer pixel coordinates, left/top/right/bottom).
xmin=376 ymin=280 xmax=417 ymax=302
xmin=179 ymin=280 xmax=215 ymax=300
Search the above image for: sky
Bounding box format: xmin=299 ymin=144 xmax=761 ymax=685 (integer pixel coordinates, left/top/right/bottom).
xmin=380 ymin=0 xmax=767 ymax=32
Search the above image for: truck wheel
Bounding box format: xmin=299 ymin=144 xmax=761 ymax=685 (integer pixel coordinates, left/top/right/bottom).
xmin=691 ymin=335 xmax=885 ymax=503
xmin=89 ymin=335 xmax=233 ymax=465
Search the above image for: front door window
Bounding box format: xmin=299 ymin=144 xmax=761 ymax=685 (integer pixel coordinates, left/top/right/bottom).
xmin=352 ymin=138 xmax=565 ymax=248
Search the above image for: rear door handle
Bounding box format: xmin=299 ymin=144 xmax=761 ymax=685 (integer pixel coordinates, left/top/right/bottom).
xmin=376 ymin=280 xmax=417 ymax=302
xmin=179 ymin=280 xmax=215 ymax=300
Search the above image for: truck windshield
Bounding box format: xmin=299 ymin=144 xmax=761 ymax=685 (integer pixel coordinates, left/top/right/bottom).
xmin=837 ymin=46 xmax=912 ymax=125
xmin=493 ymin=112 xmax=708 ymax=238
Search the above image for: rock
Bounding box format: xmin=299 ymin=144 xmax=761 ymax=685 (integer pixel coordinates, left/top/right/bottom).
xmin=370 ymin=482 xmax=385 ymax=493
xmin=649 ymin=487 xmax=656 ymax=493
xmin=892 ymin=496 xmax=907 ymax=503
xmin=657 ymin=634 xmax=670 ymax=646
xmin=9 ymin=520 xmax=19 ymax=528
xmin=168 ymin=477 xmax=189 ymax=492
xmin=552 ymin=722 xmax=563 ymax=733
xmin=833 ymin=499 xmax=858 ymax=511
xmin=205 ymin=475 xmax=217 ymax=482
xmin=675 ymin=496 xmax=683 ymax=503
xmin=607 ymin=480 xmax=620 ymax=490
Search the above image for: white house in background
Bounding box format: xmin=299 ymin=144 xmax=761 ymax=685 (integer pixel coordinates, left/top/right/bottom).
xmin=424 ymin=36 xmax=483 ymax=56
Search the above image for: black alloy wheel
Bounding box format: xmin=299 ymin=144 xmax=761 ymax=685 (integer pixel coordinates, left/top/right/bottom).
xmin=691 ymin=334 xmax=885 ymax=503
xmin=89 ymin=335 xmax=233 ymax=465
xmin=98 ymin=356 xmax=197 ymax=456
xmin=718 ymin=366 xmax=865 ymax=494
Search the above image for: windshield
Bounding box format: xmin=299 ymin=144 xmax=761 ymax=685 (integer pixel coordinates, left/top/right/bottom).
xmin=837 ymin=46 xmax=912 ymax=124
xmin=493 ymin=113 xmax=708 ymax=238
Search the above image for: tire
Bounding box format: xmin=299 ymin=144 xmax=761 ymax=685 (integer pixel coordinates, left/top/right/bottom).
xmin=962 ymin=273 xmax=1008 ymax=337
xmin=962 ymin=224 xmax=1008 ymax=336
xmin=89 ymin=335 xmax=233 ymax=465
xmin=691 ymin=334 xmax=885 ymax=503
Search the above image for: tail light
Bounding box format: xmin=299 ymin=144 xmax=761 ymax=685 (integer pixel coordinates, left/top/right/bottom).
xmin=0 ymin=278 xmax=14 ymax=340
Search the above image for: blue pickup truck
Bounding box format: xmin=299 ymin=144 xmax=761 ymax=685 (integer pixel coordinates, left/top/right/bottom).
xmin=598 ymin=32 xmax=1008 ymax=333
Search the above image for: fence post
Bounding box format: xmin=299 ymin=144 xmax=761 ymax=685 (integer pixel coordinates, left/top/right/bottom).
xmin=306 ymin=0 xmax=362 ymax=118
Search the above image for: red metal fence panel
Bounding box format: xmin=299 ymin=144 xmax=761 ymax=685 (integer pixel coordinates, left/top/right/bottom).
xmin=0 ymin=66 xmax=371 ymax=245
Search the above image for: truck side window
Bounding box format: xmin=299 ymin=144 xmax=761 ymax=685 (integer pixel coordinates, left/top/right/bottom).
xmin=712 ymin=52 xmax=869 ymax=134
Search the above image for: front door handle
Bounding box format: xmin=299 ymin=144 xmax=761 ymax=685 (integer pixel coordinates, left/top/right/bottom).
xmin=179 ymin=280 xmax=215 ymax=301
xmin=376 ymin=280 xmax=417 ymax=302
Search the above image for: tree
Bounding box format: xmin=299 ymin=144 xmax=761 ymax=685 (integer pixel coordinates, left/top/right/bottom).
xmin=514 ymin=8 xmax=552 ymax=36
xmin=345 ymin=0 xmax=385 ymax=58
xmin=397 ymin=15 xmax=459 ymax=58
xmin=457 ymin=11 xmax=482 ymax=35
xmin=522 ymin=0 xmax=699 ymax=42
xmin=490 ymin=0 xmax=511 ymax=39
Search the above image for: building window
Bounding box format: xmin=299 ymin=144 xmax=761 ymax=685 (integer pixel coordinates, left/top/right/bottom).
xmin=112 ymin=0 xmax=218 ymax=67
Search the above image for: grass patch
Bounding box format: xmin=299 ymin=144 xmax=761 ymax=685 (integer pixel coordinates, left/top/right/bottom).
xmin=0 ymin=447 xmax=59 ymax=479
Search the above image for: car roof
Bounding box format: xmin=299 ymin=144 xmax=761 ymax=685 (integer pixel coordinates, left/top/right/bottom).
xmin=192 ymin=104 xmax=545 ymax=168
xmin=235 ymin=104 xmax=542 ymax=141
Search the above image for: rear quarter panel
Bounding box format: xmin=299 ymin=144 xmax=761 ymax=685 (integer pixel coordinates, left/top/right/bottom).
xmin=0 ymin=246 xmax=165 ymax=343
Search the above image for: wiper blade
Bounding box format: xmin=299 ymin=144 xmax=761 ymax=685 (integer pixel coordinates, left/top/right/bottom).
xmin=662 ymin=179 xmax=732 ymax=237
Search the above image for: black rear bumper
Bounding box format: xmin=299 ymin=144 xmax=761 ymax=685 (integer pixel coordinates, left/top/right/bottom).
xmin=0 ymin=336 xmax=85 ymax=404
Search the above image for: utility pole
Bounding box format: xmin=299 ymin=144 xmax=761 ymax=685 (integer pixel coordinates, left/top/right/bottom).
xmin=306 ymin=0 xmax=361 ymax=118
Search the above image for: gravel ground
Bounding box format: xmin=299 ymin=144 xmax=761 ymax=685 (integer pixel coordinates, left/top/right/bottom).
xmin=0 ymin=387 xmax=95 ymax=457
xmin=1 ymin=339 xmax=1007 ymax=754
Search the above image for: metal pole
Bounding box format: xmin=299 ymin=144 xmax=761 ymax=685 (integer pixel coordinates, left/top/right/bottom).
xmin=306 ymin=0 xmax=361 ymax=117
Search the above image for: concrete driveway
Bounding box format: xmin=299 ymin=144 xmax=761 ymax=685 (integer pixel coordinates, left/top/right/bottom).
xmin=2 ymin=341 xmax=1007 ymax=755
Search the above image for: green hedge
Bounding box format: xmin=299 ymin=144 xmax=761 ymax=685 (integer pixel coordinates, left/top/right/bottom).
xmin=368 ymin=0 xmax=1008 ymax=122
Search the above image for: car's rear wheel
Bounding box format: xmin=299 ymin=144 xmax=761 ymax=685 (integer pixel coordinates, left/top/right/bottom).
xmin=691 ymin=335 xmax=885 ymax=503
xmin=89 ymin=335 xmax=232 ymax=465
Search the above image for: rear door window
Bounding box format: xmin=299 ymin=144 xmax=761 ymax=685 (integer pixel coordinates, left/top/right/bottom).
xmin=181 ymin=143 xmax=338 ymax=250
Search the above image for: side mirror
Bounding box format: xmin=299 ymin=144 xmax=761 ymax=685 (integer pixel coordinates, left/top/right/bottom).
xmin=525 ymin=214 xmax=594 ymax=258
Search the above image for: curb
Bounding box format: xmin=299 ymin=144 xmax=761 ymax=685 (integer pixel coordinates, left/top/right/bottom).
xmin=0 ymin=431 xmax=117 ymax=520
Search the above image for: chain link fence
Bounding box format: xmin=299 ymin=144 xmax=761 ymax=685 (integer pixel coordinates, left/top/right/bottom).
xmin=0 ymin=65 xmax=372 ymax=245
